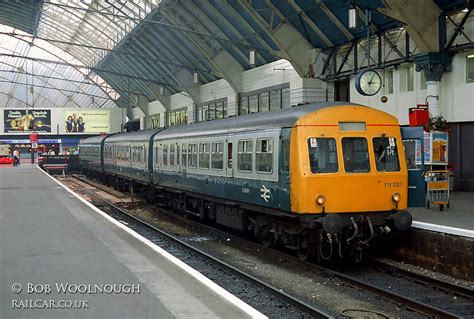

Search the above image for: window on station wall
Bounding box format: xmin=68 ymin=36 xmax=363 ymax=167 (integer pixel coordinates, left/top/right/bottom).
xmin=248 ymin=94 xmax=258 ymax=113
xmin=385 ymin=70 xmax=394 ymax=94
xmin=269 ymin=89 xmax=281 ymax=111
xmin=282 ymin=87 xmax=290 ymax=108
xmin=259 ymin=92 xmax=270 ymax=112
xmin=167 ymin=108 xmax=187 ymax=127
xmin=407 ymin=64 xmax=414 ymax=91
xmin=240 ymin=96 xmax=249 ymax=115
xmin=238 ymin=84 xmax=290 ymax=115
xmin=420 ymin=71 xmax=427 ymax=90
xmin=466 ymin=55 xmax=474 ymax=83
xmin=399 ymin=65 xmax=414 ymax=92
xmin=196 ymin=99 xmax=228 ymax=122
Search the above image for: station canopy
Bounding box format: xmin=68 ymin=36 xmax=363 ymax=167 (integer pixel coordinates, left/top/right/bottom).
xmin=0 ymin=0 xmax=468 ymax=110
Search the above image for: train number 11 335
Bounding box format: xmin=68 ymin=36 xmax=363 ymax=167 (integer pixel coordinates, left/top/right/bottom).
xmin=384 ymin=182 xmax=402 ymax=188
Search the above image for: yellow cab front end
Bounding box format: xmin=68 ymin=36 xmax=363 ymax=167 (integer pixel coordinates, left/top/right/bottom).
xmin=289 ymin=105 xmax=411 ymax=236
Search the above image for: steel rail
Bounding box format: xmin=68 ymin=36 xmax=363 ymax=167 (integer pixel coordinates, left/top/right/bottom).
xmin=369 ymin=257 xmax=474 ymax=300
xmin=68 ymin=174 xmax=463 ymax=319
xmin=66 ymin=176 xmax=332 ymax=319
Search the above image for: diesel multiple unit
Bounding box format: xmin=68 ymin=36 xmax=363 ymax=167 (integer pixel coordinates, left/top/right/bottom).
xmin=79 ymin=102 xmax=412 ymax=261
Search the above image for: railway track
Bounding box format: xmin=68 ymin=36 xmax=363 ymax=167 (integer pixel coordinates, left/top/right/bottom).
xmin=63 ymin=176 xmax=331 ymax=319
xmin=65 ymin=174 xmax=473 ymax=318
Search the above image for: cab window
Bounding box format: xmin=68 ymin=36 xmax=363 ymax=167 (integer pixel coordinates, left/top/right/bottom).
xmin=307 ymin=138 xmax=338 ymax=173
xmin=342 ymin=137 xmax=370 ymax=173
xmin=373 ymin=137 xmax=400 ymax=172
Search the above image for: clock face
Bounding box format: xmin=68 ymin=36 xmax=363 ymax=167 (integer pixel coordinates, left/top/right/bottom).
xmin=355 ymin=70 xmax=382 ymax=96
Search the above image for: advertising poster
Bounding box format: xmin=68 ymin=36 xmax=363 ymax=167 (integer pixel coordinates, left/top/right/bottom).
xmin=432 ymin=132 xmax=448 ymax=163
xmin=416 ymin=132 xmax=431 ymax=164
xmin=64 ymin=109 xmax=110 ymax=133
xmin=4 ymin=109 xmax=51 ymax=133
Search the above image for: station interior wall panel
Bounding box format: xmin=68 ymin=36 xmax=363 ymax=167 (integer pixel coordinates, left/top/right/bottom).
xmin=129 ymin=59 xmax=334 ymax=123
xmin=350 ymin=53 xmax=474 ymax=125
xmin=449 ymin=122 xmax=474 ymax=191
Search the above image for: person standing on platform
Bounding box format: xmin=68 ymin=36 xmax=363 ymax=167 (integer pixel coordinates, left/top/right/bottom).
xmin=13 ymin=149 xmax=19 ymax=166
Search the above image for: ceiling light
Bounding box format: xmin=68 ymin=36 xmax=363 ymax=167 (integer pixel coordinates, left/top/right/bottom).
xmin=249 ymin=50 xmax=256 ymax=66
xmin=349 ymin=7 xmax=357 ymax=29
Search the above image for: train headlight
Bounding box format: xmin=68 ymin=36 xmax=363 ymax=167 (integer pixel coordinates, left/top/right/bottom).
xmin=316 ymin=195 xmax=326 ymax=206
xmin=392 ymin=192 xmax=401 ymax=202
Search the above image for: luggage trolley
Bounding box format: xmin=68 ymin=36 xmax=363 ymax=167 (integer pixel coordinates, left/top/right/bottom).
xmin=426 ymin=170 xmax=450 ymax=211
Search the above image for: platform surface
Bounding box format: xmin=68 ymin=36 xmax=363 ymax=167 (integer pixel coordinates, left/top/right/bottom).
xmin=0 ymin=165 xmax=258 ymax=319
xmin=410 ymin=191 xmax=474 ymax=235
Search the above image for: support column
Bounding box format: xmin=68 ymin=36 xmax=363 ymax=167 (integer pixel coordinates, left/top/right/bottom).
xmin=414 ymin=52 xmax=452 ymax=117
xmin=425 ymin=81 xmax=440 ymax=117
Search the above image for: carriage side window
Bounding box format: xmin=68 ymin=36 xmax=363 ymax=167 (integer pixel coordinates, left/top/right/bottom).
xmin=188 ymin=143 xmax=197 ymax=168
xmin=155 ymin=146 xmax=158 ymax=164
xmin=163 ymin=144 xmax=168 ymax=166
xmin=182 ymin=143 xmax=187 ymax=167
xmin=199 ymin=143 xmax=210 ymax=169
xmin=342 ymin=138 xmax=370 ymax=173
xmin=237 ymin=140 xmax=253 ymax=172
xmin=373 ymin=137 xmax=400 ymax=172
xmin=256 ymin=138 xmax=273 ymax=173
xmin=170 ymin=144 xmax=175 ymax=166
xmin=211 ymin=142 xmax=223 ymax=170
xmin=308 ymin=138 xmax=338 ymax=173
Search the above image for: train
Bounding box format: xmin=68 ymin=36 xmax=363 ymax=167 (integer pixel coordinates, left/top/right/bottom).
xmin=79 ymin=102 xmax=412 ymax=262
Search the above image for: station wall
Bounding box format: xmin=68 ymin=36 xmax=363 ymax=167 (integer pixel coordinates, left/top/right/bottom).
xmin=131 ymin=59 xmax=334 ymax=125
xmin=349 ymin=53 xmax=474 ymax=124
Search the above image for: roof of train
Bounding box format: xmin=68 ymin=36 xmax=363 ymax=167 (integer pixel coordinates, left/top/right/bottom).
xmin=78 ymin=135 xmax=109 ymax=145
xmin=80 ymin=102 xmax=367 ymax=145
xmin=154 ymin=102 xmax=359 ymax=140
xmin=103 ymin=129 xmax=163 ymax=143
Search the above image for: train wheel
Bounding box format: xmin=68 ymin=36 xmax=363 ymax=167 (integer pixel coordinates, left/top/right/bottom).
xmin=261 ymin=235 xmax=273 ymax=248
xmin=296 ymin=249 xmax=309 ymax=262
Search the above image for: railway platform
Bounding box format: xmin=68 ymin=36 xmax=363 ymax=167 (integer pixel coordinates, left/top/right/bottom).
xmin=410 ymin=192 xmax=474 ymax=237
xmin=0 ymin=164 xmax=263 ymax=319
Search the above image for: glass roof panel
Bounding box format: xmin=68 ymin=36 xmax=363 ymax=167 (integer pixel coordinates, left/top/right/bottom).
xmin=36 ymin=0 xmax=158 ymax=67
xmin=0 ymin=24 xmax=118 ymax=109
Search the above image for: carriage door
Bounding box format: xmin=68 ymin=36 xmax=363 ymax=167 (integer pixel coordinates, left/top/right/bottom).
xmin=226 ymin=139 xmax=234 ymax=178
xmin=401 ymin=126 xmax=426 ymax=207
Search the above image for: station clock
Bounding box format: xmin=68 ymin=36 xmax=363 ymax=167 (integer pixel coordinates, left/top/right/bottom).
xmin=355 ymin=70 xmax=382 ymax=96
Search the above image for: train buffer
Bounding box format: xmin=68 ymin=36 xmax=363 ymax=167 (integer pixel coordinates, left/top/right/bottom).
xmin=42 ymin=163 xmax=68 ymax=177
